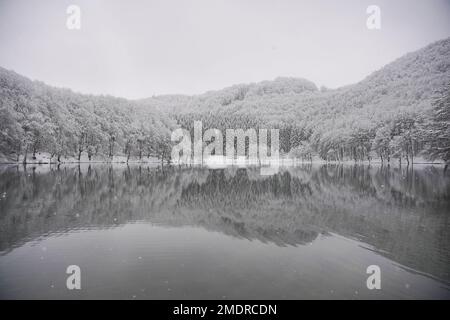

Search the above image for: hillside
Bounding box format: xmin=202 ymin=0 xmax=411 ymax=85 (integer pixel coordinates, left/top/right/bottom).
xmin=139 ymin=37 xmax=450 ymax=161
xmin=0 ymin=68 xmax=176 ymax=163
xmin=0 ymin=37 xmax=449 ymax=163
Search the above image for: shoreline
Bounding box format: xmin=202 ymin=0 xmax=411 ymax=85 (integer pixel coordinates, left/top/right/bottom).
xmin=0 ymin=159 xmax=445 ymax=166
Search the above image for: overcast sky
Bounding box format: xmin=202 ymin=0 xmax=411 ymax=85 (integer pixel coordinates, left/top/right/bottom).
xmin=0 ymin=0 xmax=449 ymax=99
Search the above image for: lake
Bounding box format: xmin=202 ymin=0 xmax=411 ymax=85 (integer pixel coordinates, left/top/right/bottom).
xmin=0 ymin=164 xmax=449 ymax=299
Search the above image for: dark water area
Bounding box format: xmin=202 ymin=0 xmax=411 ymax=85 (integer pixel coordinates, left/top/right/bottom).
xmin=0 ymin=164 xmax=449 ymax=299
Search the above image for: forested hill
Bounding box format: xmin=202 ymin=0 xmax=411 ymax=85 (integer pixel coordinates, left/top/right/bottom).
xmin=139 ymin=37 xmax=450 ymax=163
xmin=138 ymin=76 xmax=319 ymax=114
xmin=140 ymin=38 xmax=450 ymax=116
xmin=0 ymin=67 xmax=176 ymax=163
xmin=0 ymin=37 xmax=449 ymax=163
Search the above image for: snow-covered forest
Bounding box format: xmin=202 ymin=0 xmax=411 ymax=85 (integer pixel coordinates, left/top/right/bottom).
xmin=1 ymin=38 xmax=449 ymax=164
xmin=0 ymin=69 xmax=177 ymax=163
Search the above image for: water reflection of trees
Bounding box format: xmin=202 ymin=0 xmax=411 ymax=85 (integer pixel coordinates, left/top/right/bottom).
xmin=0 ymin=164 xmax=449 ymax=281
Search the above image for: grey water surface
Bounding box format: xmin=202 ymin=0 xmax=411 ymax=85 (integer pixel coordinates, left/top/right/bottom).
xmin=0 ymin=164 xmax=449 ymax=299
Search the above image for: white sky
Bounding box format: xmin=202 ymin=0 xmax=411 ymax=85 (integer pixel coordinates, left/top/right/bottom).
xmin=0 ymin=0 xmax=449 ymax=99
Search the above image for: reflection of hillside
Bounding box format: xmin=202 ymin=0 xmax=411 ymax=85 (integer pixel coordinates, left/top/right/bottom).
xmin=178 ymin=169 xmax=318 ymax=246
xmin=0 ymin=164 xmax=449 ymax=281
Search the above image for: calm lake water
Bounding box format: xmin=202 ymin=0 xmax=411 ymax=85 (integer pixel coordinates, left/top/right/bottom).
xmin=0 ymin=164 xmax=449 ymax=299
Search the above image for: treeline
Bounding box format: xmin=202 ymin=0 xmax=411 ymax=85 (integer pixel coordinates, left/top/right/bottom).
xmin=0 ymin=67 xmax=176 ymax=163
xmin=165 ymin=87 xmax=449 ymax=165
xmin=1 ymin=38 xmax=449 ymax=164
xmin=141 ymin=37 xmax=450 ymax=164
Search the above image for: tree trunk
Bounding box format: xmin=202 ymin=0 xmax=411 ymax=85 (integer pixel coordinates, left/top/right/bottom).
xmin=78 ymin=150 xmax=82 ymax=161
xmin=109 ymin=140 xmax=114 ymax=158
xmin=23 ymin=147 xmax=28 ymax=165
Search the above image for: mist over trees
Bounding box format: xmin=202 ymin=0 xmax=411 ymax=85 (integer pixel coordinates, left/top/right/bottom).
xmin=1 ymin=37 xmax=449 ymax=164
